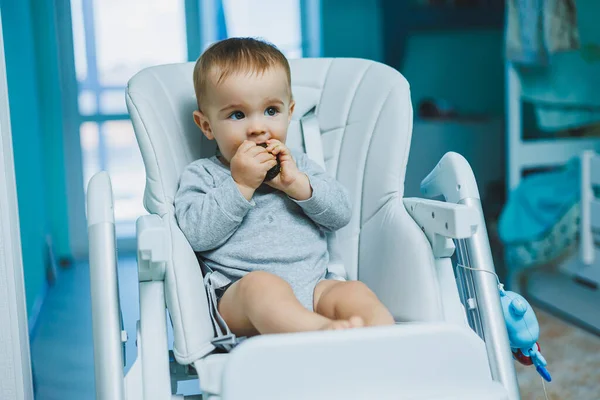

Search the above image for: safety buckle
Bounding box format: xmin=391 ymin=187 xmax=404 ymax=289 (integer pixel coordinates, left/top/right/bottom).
xmin=211 ymin=333 xmax=240 ymax=351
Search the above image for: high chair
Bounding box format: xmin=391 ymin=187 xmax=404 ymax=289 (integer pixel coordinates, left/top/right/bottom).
xmin=86 ymin=58 xmax=522 ymax=399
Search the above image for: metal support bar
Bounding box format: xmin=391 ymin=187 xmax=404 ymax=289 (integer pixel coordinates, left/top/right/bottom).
xmin=461 ymin=197 xmax=519 ymax=400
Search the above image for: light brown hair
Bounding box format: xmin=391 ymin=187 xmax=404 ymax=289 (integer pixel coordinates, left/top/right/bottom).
xmin=193 ymin=37 xmax=292 ymax=111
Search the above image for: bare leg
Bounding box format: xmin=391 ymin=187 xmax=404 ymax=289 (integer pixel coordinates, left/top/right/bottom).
xmin=314 ymin=280 xmax=395 ymax=327
xmin=218 ymin=271 xmax=358 ymax=336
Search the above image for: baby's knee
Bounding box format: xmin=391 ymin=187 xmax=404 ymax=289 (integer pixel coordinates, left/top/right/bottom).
xmin=238 ymin=271 xmax=290 ymax=299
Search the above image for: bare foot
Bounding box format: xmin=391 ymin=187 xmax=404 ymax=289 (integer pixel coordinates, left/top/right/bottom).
xmin=321 ymin=316 xmax=364 ymax=331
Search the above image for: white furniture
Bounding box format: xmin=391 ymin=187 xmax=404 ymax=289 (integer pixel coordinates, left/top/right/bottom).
xmin=506 ymin=60 xmax=600 ymax=333
xmin=87 ymin=58 xmax=521 ymax=399
xmin=505 ymin=63 xmax=600 ymax=191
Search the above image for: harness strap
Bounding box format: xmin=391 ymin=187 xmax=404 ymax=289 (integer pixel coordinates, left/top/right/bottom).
xmin=300 ymin=107 xmax=326 ymax=169
xmin=199 ymin=259 xmax=239 ymax=351
xmin=300 ymin=108 xmax=347 ymax=281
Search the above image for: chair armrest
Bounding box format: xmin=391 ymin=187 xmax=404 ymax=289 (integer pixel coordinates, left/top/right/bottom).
xmin=404 ymin=198 xmax=479 ymax=258
xmin=137 ymin=214 xmax=168 ymax=282
xmin=420 ymin=151 xmax=480 ymax=203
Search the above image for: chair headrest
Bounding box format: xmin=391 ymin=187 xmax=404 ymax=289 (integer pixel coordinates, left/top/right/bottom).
xmin=125 ymin=58 xmax=409 ymax=216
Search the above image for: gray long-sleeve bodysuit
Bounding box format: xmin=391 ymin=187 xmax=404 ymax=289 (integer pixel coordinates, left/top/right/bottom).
xmin=174 ymin=150 xmax=352 ymax=311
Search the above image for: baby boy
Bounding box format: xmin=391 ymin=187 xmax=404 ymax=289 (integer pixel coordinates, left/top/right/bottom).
xmin=175 ymin=37 xmax=394 ymax=337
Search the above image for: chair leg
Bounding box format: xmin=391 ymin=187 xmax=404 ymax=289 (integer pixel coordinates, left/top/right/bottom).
xmin=135 ymin=280 xmax=175 ymax=399
xmin=125 ymin=318 xmax=186 ymax=400
xmin=125 ymin=344 xmax=143 ymax=400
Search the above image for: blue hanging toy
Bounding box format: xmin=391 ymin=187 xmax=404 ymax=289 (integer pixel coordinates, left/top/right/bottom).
xmin=499 ymin=286 xmax=552 ymax=382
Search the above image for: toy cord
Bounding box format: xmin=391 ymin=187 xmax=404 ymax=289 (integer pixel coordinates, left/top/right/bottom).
xmin=456 ymin=263 xmax=502 ymax=289
xmin=455 ymin=263 xmax=550 ymax=400
xmin=541 ymin=377 xmax=549 ymax=400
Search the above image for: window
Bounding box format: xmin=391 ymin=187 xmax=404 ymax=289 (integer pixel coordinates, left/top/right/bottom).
xmin=69 ymin=0 xmax=187 ymax=239
xmin=222 ymin=0 xmax=303 ymax=58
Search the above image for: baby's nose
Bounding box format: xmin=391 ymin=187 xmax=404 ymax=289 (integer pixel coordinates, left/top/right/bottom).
xmin=248 ymin=125 xmax=270 ymax=141
xmin=250 ymin=127 xmax=266 ymax=135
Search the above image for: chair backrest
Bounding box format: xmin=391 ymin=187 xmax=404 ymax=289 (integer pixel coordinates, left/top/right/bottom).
xmin=126 ymin=58 xmax=442 ymax=364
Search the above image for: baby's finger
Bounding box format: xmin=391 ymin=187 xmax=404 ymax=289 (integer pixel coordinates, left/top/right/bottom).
xmin=238 ymin=140 xmax=257 ymax=153
xmin=266 ymin=143 xmax=280 ymax=154
xmin=264 ymin=159 xmax=278 ymax=169
xmin=278 ymin=152 xmax=294 ymax=163
xmin=247 ymin=145 xmax=268 ymax=157
xmin=256 ymin=152 xmax=276 ymax=163
xmin=270 ymin=143 xmax=289 ymax=156
xmin=265 ymin=139 xmax=281 ymax=150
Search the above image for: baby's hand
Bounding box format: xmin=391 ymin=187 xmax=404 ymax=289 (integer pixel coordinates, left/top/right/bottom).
xmin=264 ymin=139 xmax=312 ymax=200
xmin=264 ymin=140 xmax=299 ymax=187
xmin=257 ymin=143 xmax=281 ymax=182
xmin=230 ymin=141 xmax=278 ymax=198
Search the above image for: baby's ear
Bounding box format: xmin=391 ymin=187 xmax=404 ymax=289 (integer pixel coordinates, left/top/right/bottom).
xmin=193 ymin=110 xmax=214 ymax=140
xmin=287 ymin=100 xmax=295 ymax=123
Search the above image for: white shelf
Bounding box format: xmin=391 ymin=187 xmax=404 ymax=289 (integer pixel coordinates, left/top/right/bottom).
xmin=514 ymin=138 xmax=600 ymax=169
xmin=506 ymin=62 xmax=600 ymax=190
xmin=414 ymin=117 xmax=499 ymax=127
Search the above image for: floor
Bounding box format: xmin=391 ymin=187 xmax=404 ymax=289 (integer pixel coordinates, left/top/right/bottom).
xmin=30 ymin=255 xmax=200 ymax=399
xmin=30 ymin=257 xmax=600 ymax=399
xmin=30 ymin=259 xmax=98 ymax=399
xmin=515 ymin=306 xmax=600 ymax=400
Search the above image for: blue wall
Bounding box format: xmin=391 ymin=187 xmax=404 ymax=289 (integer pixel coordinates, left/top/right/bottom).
xmin=403 ymin=31 xmax=504 ymax=116
xmin=321 ymin=0 xmax=504 ymax=116
xmin=30 ymin=0 xmax=71 ymax=260
xmin=2 ymin=0 xmax=50 ymax=316
xmin=322 ymin=0 xmax=384 ymax=62
xmin=2 ymin=0 xmax=70 ymax=317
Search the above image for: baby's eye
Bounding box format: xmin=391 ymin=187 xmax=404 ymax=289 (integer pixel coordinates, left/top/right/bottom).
xmin=229 ymin=111 xmax=245 ymax=120
xmin=265 ymin=107 xmax=279 ymax=117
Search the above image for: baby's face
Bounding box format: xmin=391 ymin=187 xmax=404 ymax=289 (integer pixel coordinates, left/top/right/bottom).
xmin=195 ymin=66 xmax=294 ymax=163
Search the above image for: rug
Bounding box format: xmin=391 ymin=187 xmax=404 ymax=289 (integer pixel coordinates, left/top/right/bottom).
xmin=515 ymin=306 xmax=600 ymax=399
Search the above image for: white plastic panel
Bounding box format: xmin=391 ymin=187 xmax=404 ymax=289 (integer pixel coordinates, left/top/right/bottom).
xmin=403 ymin=198 xmax=478 ymax=239
xmin=221 ymin=324 xmax=506 ymax=400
